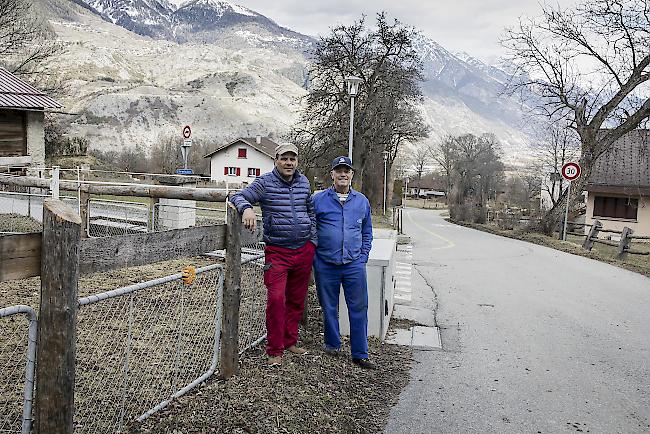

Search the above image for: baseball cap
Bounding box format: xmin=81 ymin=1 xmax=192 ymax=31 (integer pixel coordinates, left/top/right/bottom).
xmin=331 ymin=156 xmax=353 ymax=170
xmin=275 ymin=142 xmax=299 ymax=156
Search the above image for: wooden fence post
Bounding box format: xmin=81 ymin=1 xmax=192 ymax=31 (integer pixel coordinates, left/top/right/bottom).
xmin=35 ymin=200 xmax=81 ymax=434
xmin=79 ymin=188 xmax=90 ymax=238
xmin=220 ymin=202 xmax=242 ymax=378
xmin=582 ymin=220 xmax=601 ymax=251
xmin=617 ymin=227 xmax=633 ymax=259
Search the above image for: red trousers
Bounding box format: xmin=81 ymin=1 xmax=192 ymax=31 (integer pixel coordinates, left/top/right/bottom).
xmin=263 ymin=241 xmax=315 ymax=356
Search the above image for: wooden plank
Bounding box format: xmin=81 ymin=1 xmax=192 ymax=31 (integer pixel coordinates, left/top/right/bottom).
xmin=582 ymin=220 xmax=601 ymax=251
xmin=0 ymin=224 xmax=260 ymax=281
xmin=220 ymin=203 xmax=242 ymax=379
xmin=0 ymin=176 xmax=228 ymax=202
xmin=0 ymin=232 xmax=41 ymax=281
xmin=35 ymin=200 xmax=81 ymax=434
xmin=617 ymin=227 xmax=633 ymax=259
xmin=79 ymin=224 xmax=227 ymax=275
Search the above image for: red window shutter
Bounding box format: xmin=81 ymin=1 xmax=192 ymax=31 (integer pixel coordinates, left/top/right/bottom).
xmin=256 ymin=168 xmax=260 ymax=176
xmin=238 ymin=148 xmax=247 ymax=158
xmin=236 ymin=167 xmax=241 ymax=176
xmin=224 ymin=167 xmax=228 ymax=175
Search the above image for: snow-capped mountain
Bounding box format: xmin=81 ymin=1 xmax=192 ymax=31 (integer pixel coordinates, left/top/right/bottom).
xmin=37 ymin=0 xmax=536 ymax=166
xmin=79 ymin=0 xmax=312 ymax=48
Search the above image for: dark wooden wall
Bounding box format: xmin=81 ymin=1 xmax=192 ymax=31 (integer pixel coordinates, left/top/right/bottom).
xmin=0 ymin=109 xmax=27 ymax=157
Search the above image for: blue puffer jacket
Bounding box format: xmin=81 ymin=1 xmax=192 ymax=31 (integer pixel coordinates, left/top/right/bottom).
xmin=229 ymin=168 xmax=317 ymax=249
xmin=312 ymin=187 xmax=372 ymax=265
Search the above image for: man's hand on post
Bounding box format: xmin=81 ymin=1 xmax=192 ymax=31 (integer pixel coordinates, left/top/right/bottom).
xmin=242 ymin=208 xmax=257 ymax=232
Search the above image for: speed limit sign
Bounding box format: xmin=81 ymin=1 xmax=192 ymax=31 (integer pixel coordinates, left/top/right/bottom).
xmin=182 ymin=125 xmax=192 ymax=139
xmin=561 ymin=162 xmax=581 ymax=181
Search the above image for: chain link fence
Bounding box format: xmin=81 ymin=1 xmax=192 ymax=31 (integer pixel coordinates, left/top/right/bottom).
xmin=238 ymin=252 xmax=267 ymax=354
xmin=74 ymin=264 xmax=224 ymax=433
xmin=87 ymin=199 xmax=149 ymax=237
xmin=0 ymin=305 xmax=37 ymax=434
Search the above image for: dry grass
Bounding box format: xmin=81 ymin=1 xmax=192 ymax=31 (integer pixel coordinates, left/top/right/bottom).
xmin=1 ymin=256 xmax=413 ymax=434
xmin=133 ymin=290 xmax=413 ymax=434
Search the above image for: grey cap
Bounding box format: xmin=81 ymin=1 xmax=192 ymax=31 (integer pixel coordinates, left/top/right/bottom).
xmin=275 ymin=142 xmax=299 ymax=157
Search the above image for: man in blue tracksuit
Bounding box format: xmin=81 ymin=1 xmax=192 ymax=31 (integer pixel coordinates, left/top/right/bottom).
xmin=312 ymin=156 xmax=375 ymax=369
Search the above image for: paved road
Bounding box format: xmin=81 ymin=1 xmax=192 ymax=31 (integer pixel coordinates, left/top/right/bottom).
xmin=385 ymin=208 xmax=650 ymax=434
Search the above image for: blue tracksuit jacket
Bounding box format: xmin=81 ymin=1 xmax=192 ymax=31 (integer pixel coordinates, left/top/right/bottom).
xmin=312 ymin=187 xmax=373 ymax=264
xmin=229 ymin=168 xmax=317 ymax=248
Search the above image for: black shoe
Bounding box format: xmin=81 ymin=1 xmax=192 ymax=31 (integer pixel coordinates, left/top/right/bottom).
xmin=324 ymin=347 xmax=342 ymax=356
xmin=352 ymin=358 xmax=376 ymax=370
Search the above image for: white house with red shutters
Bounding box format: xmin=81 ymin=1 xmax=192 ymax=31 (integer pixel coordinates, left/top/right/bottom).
xmin=204 ymin=136 xmax=278 ymax=185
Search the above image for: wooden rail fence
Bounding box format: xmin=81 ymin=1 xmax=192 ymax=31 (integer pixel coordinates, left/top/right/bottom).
xmin=0 ymin=175 xmax=262 ymax=433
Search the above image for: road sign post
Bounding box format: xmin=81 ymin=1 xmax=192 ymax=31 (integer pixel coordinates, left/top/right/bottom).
xmin=561 ymin=162 xmax=581 ymax=241
xmin=181 ymin=125 xmax=192 ymax=170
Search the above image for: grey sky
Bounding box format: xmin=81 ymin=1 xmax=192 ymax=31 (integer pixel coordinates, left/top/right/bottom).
xmin=237 ymin=0 xmax=578 ymax=60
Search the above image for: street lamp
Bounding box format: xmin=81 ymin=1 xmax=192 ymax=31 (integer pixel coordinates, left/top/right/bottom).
xmin=382 ymin=150 xmax=389 ymax=215
xmin=345 ymin=75 xmax=363 ymax=162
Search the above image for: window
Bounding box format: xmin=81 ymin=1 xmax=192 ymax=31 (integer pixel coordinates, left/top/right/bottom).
xmin=593 ymin=196 xmax=638 ymax=220
xmin=224 ymin=167 xmax=240 ymax=176
xmin=247 ymin=168 xmax=261 ymax=177
xmin=237 ymin=148 xmax=247 ymax=158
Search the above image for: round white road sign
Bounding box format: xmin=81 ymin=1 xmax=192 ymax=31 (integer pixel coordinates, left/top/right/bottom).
xmin=561 ymin=162 xmax=581 ymax=181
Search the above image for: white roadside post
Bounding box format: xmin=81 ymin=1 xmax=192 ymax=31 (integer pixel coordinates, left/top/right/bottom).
xmin=50 ymin=166 xmax=60 ymax=200
xmin=561 ymin=162 xmax=581 ymax=241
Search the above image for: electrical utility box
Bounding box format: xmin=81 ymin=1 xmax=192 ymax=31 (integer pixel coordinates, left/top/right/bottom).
xmin=338 ymin=238 xmax=396 ymax=341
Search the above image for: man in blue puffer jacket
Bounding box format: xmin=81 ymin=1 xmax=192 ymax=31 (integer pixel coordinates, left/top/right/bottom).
xmin=230 ymin=142 xmax=317 ymax=366
xmin=312 ymin=156 xmax=375 ymax=369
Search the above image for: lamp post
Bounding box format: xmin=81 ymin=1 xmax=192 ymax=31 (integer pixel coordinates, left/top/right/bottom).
xmin=345 ymin=75 xmax=363 ymax=162
xmin=382 ymin=150 xmax=389 ymax=215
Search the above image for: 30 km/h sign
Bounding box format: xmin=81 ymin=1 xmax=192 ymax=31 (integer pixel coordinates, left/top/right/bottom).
xmin=182 ymin=125 xmax=192 ymax=139
xmin=561 ymin=162 xmax=581 ymax=181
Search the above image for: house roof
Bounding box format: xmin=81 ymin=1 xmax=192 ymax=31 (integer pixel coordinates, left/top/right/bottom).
xmin=0 ymin=67 xmax=63 ymax=111
xmin=203 ymin=137 xmax=279 ymax=159
xmin=586 ymin=129 xmax=649 ymax=194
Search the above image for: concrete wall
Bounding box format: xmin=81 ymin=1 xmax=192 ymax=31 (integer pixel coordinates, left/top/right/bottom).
xmin=209 ymin=142 xmax=274 ymax=184
xmin=585 ymin=192 xmax=650 ymax=237
xmin=26 ymin=111 xmax=45 ymax=168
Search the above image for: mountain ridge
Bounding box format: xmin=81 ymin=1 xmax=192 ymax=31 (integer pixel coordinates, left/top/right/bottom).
xmin=40 ymin=0 xmax=535 ymax=165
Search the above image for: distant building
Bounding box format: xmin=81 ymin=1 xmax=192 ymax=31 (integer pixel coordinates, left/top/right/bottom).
xmin=406 ymin=176 xmax=446 ymax=198
xmin=585 ymin=130 xmax=649 ymax=237
xmin=203 ymin=136 xmax=278 ymax=185
xmin=0 ymin=67 xmax=63 ymax=171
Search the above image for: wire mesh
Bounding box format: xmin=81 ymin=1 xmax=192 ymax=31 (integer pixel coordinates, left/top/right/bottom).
xmin=152 ymin=203 xmax=225 ymax=232
xmin=74 ymin=265 xmax=223 ymax=433
xmin=238 ymin=251 xmax=267 ymax=354
xmin=0 ymin=306 xmax=37 ymax=434
xmin=0 ymin=191 xmax=46 ymax=233
xmin=87 ymin=199 xmax=149 ymax=237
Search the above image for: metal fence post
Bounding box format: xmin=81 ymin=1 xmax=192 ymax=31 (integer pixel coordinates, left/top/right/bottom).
xmin=220 ymin=202 xmax=242 ymax=379
xmin=35 ymin=199 xmax=81 ymax=434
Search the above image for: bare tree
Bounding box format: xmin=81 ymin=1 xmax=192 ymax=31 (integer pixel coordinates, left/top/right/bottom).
xmin=409 ymin=144 xmax=434 ymax=196
xmin=291 ymin=12 xmax=429 ymax=209
xmin=532 ymin=124 xmax=581 ymax=210
xmin=431 ymin=135 xmax=457 ymax=201
xmin=0 ymin=0 xmax=65 ymax=92
xmin=502 ymin=0 xmax=650 ymax=232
